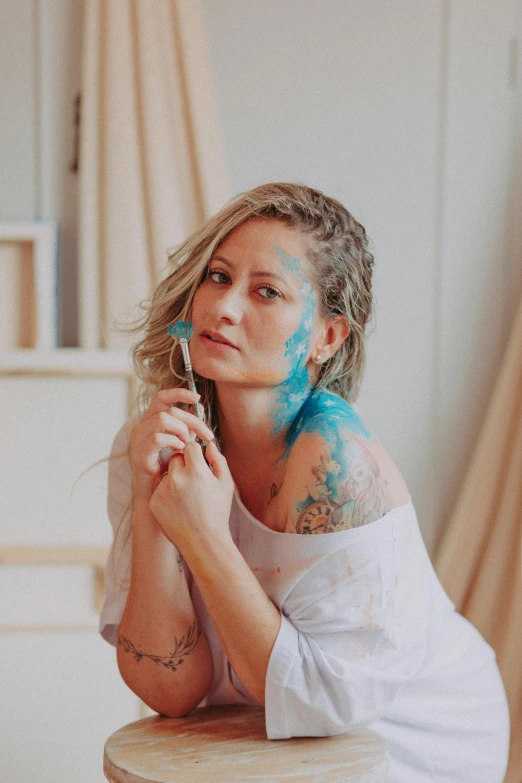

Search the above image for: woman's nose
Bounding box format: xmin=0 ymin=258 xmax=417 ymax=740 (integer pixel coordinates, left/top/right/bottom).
xmin=208 ymin=288 xmax=244 ymax=322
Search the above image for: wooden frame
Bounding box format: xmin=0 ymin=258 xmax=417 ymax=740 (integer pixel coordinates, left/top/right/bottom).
xmin=0 ymin=220 xmax=59 ymax=349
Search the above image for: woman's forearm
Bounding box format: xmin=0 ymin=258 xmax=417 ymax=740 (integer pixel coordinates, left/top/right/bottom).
xmin=180 ymin=529 xmax=283 ymax=707
xmin=116 ymin=500 xmax=214 ymax=717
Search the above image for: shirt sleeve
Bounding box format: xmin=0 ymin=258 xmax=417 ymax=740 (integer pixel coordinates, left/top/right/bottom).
xmin=99 ymin=420 xmax=134 ymax=647
xmin=264 ymin=543 xmax=428 ymax=739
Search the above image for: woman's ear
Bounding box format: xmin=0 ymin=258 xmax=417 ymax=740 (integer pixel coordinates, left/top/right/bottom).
xmin=333 ymin=315 xmax=350 ymax=346
xmin=317 ymin=316 xmax=350 ymax=359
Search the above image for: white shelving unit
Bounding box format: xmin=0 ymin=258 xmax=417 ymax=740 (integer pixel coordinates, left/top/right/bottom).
xmin=0 ymin=347 xmax=155 ymax=751
xmin=0 ymin=347 xmax=137 ymax=616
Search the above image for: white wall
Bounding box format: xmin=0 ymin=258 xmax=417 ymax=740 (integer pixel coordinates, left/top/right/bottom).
xmin=1 ymin=0 xmax=521 ymax=551
xmin=201 ymin=0 xmax=522 ymax=553
xmin=436 ymin=1 xmax=520 ymax=549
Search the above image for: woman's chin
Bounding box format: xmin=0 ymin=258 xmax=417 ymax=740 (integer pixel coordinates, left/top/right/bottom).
xmin=193 ymin=354 xmax=289 ymax=386
xmin=192 ymin=357 xmax=233 ymax=381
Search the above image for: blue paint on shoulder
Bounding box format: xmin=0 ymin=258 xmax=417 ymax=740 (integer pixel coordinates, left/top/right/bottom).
xmin=279 ymin=388 xmax=376 ymax=512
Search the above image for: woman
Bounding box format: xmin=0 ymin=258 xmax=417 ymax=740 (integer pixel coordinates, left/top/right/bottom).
xmin=100 ymin=183 xmax=510 ymax=782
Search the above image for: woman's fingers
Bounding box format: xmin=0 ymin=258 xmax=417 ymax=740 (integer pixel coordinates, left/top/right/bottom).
xmin=129 ymin=388 xmax=215 ymax=485
xmin=131 ymin=412 xmax=187 ymax=448
xmin=164 ymin=407 xmax=214 ymax=442
xmin=138 ymin=408 xmax=212 ymax=444
xmin=143 ymin=388 xmax=200 ymax=418
xmin=142 ymin=389 xmax=213 ymax=440
xmin=141 ymin=434 xmax=186 ymax=472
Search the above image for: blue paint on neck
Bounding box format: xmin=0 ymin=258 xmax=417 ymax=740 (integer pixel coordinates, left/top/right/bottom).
xmin=267 ymin=244 xmax=374 ymax=470
xmin=280 ymin=386 xmax=374 ymax=460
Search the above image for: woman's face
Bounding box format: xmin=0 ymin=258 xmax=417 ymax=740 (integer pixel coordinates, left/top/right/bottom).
xmin=190 ymin=218 xmax=322 ymax=393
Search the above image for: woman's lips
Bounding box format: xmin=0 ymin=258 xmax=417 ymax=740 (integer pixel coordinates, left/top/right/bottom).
xmin=200 ymin=334 xmax=238 ymax=350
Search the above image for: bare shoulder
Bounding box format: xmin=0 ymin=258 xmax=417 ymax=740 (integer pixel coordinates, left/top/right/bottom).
xmin=277 ymin=420 xmax=410 ymax=535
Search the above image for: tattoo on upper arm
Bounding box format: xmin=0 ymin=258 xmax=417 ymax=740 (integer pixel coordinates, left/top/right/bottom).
xmin=292 ymin=438 xmax=387 ymax=534
xmin=176 ymin=552 xmax=183 ymax=572
xmin=117 ymin=617 xmax=201 ymax=671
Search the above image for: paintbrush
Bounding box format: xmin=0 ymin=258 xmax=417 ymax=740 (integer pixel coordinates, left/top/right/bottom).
xmin=167 ymin=320 xmax=209 ymax=456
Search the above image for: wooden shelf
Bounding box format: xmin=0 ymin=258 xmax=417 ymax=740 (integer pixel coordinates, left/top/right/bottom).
xmin=0 ymin=545 xmax=109 ymax=568
xmin=0 ymin=348 xmax=133 ymax=374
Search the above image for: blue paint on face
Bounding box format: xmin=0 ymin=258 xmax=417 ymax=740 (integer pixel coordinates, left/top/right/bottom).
xmin=267 ymin=245 xmax=375 ymax=479
xmin=269 ymin=245 xmax=317 ymax=439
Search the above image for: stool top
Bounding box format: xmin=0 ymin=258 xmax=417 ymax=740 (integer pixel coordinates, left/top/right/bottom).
xmin=104 ymin=704 xmax=389 ymax=783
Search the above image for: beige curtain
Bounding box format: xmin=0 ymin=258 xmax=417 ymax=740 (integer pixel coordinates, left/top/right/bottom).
xmin=78 ymin=0 xmax=229 ymax=349
xmin=434 ymin=296 xmax=522 ymax=782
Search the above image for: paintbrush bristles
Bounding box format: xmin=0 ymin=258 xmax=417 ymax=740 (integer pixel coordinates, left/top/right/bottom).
xmin=167 ymin=320 xmax=194 ymax=341
xmin=167 ymin=318 xmax=193 ymax=372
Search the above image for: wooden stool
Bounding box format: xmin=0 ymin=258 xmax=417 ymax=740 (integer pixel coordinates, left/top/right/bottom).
xmin=104 ymin=704 xmax=389 ymax=782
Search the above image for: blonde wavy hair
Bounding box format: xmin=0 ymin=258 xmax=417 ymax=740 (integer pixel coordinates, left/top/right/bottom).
xmin=107 ymin=182 xmax=376 ymax=588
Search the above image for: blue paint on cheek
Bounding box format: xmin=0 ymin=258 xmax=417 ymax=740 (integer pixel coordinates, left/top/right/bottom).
xmin=269 ymin=246 xmax=317 ymax=438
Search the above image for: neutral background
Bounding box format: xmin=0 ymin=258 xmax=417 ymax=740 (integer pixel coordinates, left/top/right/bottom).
xmin=1 ymin=2 xmax=521 ymax=781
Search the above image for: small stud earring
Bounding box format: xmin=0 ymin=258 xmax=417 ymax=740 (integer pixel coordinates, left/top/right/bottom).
xmin=316 ymin=354 xmax=323 ymax=364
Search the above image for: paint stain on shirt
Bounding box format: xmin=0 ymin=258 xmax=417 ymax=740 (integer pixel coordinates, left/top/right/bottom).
xmin=251 ymin=565 xmax=282 ymax=576
xmin=364 ymin=593 xmax=375 ymax=622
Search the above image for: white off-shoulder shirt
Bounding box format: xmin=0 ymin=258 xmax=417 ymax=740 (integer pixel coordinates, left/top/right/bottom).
xmin=100 ymin=421 xmax=510 ymax=783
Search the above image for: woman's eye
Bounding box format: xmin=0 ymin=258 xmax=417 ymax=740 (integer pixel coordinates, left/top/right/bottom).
xmin=208 ymin=271 xmax=229 ymax=284
xmin=208 ymin=270 xmax=281 ymax=300
xmin=258 ymin=285 xmax=281 ymax=300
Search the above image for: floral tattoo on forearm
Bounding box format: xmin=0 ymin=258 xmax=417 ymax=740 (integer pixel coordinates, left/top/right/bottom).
xmin=118 ymin=618 xmax=201 ymax=672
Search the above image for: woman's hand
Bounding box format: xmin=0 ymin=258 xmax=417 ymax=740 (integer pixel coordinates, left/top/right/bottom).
xmin=129 ymin=388 xmax=215 ymax=505
xmin=148 ymin=438 xmax=235 ymax=559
